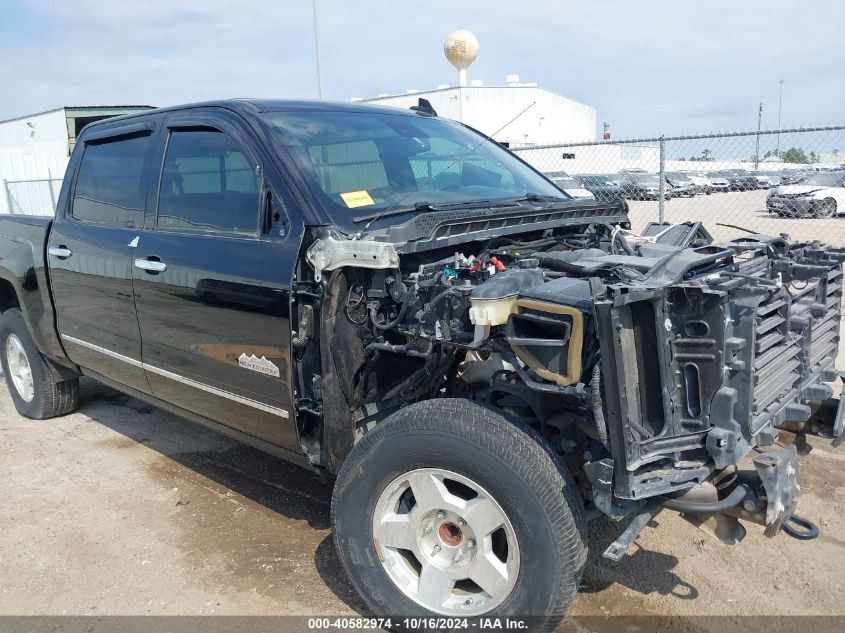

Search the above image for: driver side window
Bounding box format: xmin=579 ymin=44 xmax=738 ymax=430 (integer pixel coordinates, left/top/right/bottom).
xmin=158 ymin=129 xmax=259 ymax=235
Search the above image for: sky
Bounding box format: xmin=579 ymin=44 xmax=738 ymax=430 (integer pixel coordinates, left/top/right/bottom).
xmin=0 ymin=0 xmax=842 ymax=138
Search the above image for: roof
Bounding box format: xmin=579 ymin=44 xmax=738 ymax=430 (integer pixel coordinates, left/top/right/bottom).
xmin=78 ymin=98 xmax=429 ymax=130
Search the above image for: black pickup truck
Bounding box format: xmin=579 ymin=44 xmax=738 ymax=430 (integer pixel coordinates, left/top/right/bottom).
xmin=1 ymin=99 xmax=843 ymax=629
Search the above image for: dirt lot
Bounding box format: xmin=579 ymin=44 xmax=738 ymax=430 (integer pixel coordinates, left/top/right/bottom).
xmin=0 ymin=193 xmax=844 ymax=629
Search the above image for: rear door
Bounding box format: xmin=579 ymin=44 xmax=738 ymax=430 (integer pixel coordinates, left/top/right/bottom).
xmin=47 ymin=121 xmax=158 ymax=394
xmin=132 ymin=110 xmax=302 ymax=450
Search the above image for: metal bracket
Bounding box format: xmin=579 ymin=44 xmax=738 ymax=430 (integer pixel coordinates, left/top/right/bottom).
xmin=832 ymin=376 xmax=845 ymax=447
xmin=753 ymin=444 xmax=800 ymax=537
xmin=306 ymin=237 xmax=399 ymax=282
xmin=602 ymin=500 xmax=662 ymax=561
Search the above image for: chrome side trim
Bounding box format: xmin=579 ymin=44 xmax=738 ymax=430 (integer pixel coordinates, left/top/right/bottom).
xmin=143 ymin=364 xmax=290 ymax=419
xmin=61 ymin=334 xmax=143 ymax=368
xmin=60 ymin=334 xmax=290 ymax=419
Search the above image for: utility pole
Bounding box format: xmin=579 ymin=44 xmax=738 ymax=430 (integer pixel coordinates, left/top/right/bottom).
xmin=776 ymin=80 xmax=785 ymax=157
xmin=312 ymin=0 xmax=323 ymax=99
xmin=755 ymin=100 xmax=763 ymax=169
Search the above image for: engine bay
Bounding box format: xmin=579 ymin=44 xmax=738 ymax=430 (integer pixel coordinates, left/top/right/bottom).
xmin=294 ymin=219 xmax=845 ymax=521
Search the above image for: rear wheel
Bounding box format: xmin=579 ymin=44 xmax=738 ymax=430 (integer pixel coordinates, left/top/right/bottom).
xmin=332 ymin=399 xmax=587 ymax=630
xmin=0 ymin=308 xmax=78 ymax=419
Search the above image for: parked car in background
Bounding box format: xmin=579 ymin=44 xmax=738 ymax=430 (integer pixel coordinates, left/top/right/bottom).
xmin=705 ymin=172 xmax=731 ymax=192
xmin=550 ymin=176 xmax=595 ymax=200
xmin=749 ymin=171 xmax=773 ymax=189
xmin=778 ymin=170 xmax=807 ymax=185
xmin=687 ymin=172 xmax=713 ymax=194
xmin=621 ymin=173 xmax=673 ymax=200
xmin=719 ymin=170 xmax=758 ymax=191
xmin=577 ymin=174 xmax=629 ymax=210
xmin=767 ymin=171 xmax=845 ymax=218
xmin=665 ymin=172 xmax=697 ymax=197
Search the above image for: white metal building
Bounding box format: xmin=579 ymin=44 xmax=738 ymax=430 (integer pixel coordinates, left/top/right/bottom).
xmin=514 ymin=143 xmax=660 ymax=176
xmin=0 ymin=105 xmax=152 ymax=215
xmin=358 ymin=77 xmax=597 ymax=147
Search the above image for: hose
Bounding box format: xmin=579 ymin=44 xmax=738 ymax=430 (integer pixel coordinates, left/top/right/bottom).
xmin=364 ymin=340 xmax=433 ymax=358
xmin=370 ymin=301 xmax=411 ymax=330
xmin=614 ymin=230 xmax=636 ymax=255
xmin=660 ymin=484 xmax=750 ymax=514
xmin=781 ymin=514 xmax=819 ymax=540
xmin=590 ymin=363 xmax=609 ymax=449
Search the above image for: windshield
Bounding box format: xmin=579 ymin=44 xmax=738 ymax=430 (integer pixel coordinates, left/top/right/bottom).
xmin=260 ymin=110 xmax=564 ymax=229
xmin=667 ymin=173 xmax=690 ymax=182
xmin=800 ymin=172 xmax=845 ymax=187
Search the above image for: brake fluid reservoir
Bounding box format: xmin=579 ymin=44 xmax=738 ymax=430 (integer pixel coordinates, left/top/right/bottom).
xmin=469 ymin=268 xmax=545 ymax=326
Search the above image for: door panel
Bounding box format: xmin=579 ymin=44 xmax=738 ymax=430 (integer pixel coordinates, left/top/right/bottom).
xmin=48 ymin=128 xmax=155 ymax=394
xmin=132 ymin=231 xmax=299 ymax=449
xmin=132 ymin=119 xmax=300 ymax=450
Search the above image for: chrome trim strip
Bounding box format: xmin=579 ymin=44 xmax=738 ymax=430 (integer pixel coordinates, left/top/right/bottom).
xmin=60 ymin=334 xmax=290 ymax=419
xmin=61 ymin=334 xmax=143 ymax=368
xmin=143 ymin=364 xmax=290 ymax=419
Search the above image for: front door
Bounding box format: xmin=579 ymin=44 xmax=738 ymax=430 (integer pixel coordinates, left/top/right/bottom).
xmin=132 ymin=114 xmax=300 ymax=450
xmin=48 ymin=124 xmax=157 ymax=394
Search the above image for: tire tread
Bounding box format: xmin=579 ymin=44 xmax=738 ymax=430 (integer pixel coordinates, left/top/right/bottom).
xmin=332 ymin=398 xmax=587 ymax=630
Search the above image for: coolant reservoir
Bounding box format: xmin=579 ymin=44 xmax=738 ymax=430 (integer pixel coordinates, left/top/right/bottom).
xmin=469 ymin=269 xmax=544 ymax=326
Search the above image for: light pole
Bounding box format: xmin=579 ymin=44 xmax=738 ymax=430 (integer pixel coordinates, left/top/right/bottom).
xmin=312 ymin=0 xmax=323 ymax=99
xmin=755 ymin=100 xmax=763 ymax=169
xmin=776 ymin=79 xmax=785 ymax=157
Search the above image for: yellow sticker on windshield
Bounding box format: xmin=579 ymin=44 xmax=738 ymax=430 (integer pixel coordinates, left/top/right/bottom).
xmin=340 ymin=190 xmax=375 ymax=208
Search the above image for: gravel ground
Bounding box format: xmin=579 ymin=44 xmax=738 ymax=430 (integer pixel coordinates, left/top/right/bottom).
xmin=627 ymin=188 xmax=845 ymax=246
xmin=1 ymin=377 xmax=843 ymax=628
xmin=0 ymin=196 xmax=844 ymax=630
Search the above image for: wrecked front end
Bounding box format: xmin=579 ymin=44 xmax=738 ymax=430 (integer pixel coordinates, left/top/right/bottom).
xmin=588 ymin=236 xmax=845 ymax=551
xmin=296 ymin=209 xmax=845 ymax=555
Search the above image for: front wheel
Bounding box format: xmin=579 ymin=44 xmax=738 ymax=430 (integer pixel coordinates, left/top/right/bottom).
xmin=331 ymin=400 xmax=587 ymax=629
xmin=0 ymin=308 xmax=78 ymax=419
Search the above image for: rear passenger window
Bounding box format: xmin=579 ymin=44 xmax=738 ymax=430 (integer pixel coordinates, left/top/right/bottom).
xmin=157 ymin=129 xmax=259 ymax=235
xmin=72 ymin=133 xmax=153 ymax=226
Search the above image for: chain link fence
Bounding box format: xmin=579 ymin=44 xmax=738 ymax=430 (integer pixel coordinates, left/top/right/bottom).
xmin=512 ymin=125 xmax=845 ymax=246
xmin=2 ymin=177 xmax=62 ymax=216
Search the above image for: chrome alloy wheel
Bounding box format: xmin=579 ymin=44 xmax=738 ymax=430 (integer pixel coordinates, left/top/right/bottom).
xmin=6 ymin=333 xmax=34 ymax=402
xmin=372 ymin=468 xmax=520 ymax=616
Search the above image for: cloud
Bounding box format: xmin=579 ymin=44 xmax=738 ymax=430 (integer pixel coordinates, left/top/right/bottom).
xmin=1 ymin=0 xmax=842 ymax=137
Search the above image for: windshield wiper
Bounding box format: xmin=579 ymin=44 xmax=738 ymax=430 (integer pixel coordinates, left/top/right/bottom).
xmin=352 ymin=198 xmax=515 ymax=224
xmin=509 ymin=193 xmax=571 ymax=204
xmin=352 ymin=193 xmax=575 ymax=224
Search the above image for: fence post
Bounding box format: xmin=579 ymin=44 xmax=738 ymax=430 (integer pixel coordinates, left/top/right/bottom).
xmin=3 ymin=180 xmax=14 ymax=215
xmin=47 ymin=170 xmax=57 ymax=211
xmin=658 ymin=135 xmax=666 ymax=224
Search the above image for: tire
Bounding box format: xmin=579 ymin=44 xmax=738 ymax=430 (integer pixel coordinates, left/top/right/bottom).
xmin=816 ymin=198 xmax=837 ymax=219
xmin=332 ymin=399 xmax=587 ymax=631
xmin=0 ymin=308 xmax=78 ymax=419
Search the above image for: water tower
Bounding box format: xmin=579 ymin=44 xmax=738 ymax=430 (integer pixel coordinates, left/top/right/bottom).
xmin=444 ymin=29 xmax=478 ymax=87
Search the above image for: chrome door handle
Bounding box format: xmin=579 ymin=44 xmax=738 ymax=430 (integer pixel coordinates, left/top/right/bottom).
xmin=134 ymin=258 xmax=167 ymax=273
xmin=48 ymin=246 xmax=73 ymax=259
